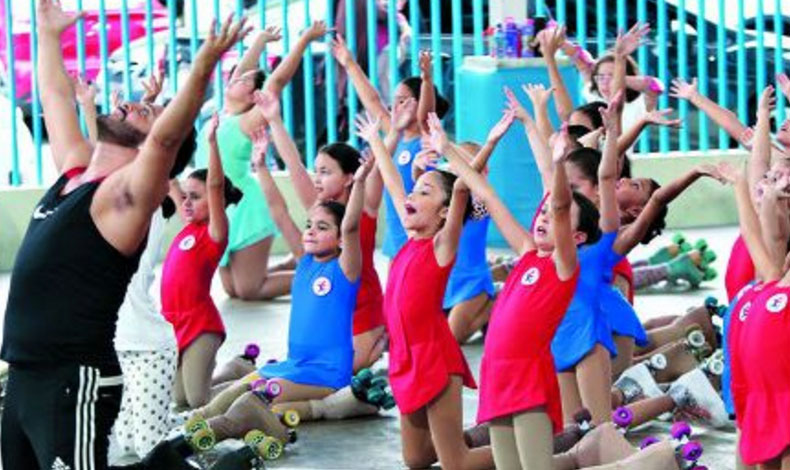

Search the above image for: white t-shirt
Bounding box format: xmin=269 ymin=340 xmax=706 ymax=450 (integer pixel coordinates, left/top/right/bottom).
xmin=114 ymin=210 xmax=177 ymax=351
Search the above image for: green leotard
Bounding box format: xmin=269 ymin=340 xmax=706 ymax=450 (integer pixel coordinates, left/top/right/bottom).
xmin=194 ymin=113 xmax=277 ymax=266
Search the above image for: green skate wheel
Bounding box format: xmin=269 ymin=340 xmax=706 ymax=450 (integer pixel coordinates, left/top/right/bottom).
xmin=244 ymin=429 xmax=267 ymax=446
xmin=671 ymin=233 xmax=687 ymax=245
xmin=370 ymin=376 xmax=388 ymax=389
xmin=703 ymin=267 xmax=717 ymax=281
xmin=281 ymin=409 xmax=300 ymax=428
xmin=381 ymin=395 xmax=396 ymax=410
xmin=700 ymin=249 xmax=716 ymax=265
xmin=184 ymin=414 xmax=209 ymax=435
xmin=260 ymin=437 xmax=284 ymax=461
xmin=190 ymin=427 xmax=216 ymax=451
xmin=367 ymin=387 xmax=386 ymax=405
xmin=693 ymin=239 xmax=709 ymax=253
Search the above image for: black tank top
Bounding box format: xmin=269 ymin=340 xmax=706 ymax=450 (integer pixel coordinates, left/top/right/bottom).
xmin=1 ymin=172 xmax=143 ymax=367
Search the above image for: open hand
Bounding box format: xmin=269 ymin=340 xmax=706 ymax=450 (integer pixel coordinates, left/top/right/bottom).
xmin=487 ymin=108 xmax=516 ymax=143
xmin=197 ymin=15 xmax=253 ymax=64
xmin=250 ymin=126 xmax=270 ymax=171
xmin=354 ymin=112 xmax=382 ymax=143
xmin=38 ymin=0 xmax=84 ymax=35
xmin=669 ymin=78 xmax=698 ymax=101
xmin=253 ymin=89 xmax=281 ymax=121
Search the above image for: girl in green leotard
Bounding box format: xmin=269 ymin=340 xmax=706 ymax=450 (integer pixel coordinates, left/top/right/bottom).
xmin=194 ymin=21 xmax=330 ymax=300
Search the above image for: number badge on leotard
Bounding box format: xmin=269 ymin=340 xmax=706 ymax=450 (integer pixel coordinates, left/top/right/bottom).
xmin=397 ymin=150 xmax=412 ymax=166
xmin=312 ymin=276 xmax=332 ymax=296
xmin=521 ymin=267 xmax=540 ymax=286
xmin=738 ymin=301 xmax=751 ymax=322
xmin=766 ymin=293 xmax=788 ymax=313
xmin=179 ymin=235 xmax=196 ymax=251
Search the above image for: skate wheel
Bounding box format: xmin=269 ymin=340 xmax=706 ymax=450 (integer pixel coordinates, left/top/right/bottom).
xmin=611 ymin=406 xmax=633 ymax=429
xmin=686 ymin=328 xmax=706 ymax=349
xmin=649 ymin=353 xmax=668 ymax=371
xmin=244 ymin=343 xmax=260 ymax=361
xmin=672 ymin=233 xmax=687 ymax=246
xmin=707 ymin=358 xmax=725 ymax=376
xmin=281 ymin=409 xmax=300 ymax=428
xmin=244 ymin=429 xmax=267 ymax=446
xmin=258 ymin=436 xmax=285 ymax=461
xmin=670 ymin=421 xmax=692 ymax=441
xmin=704 ymin=296 xmax=718 ymax=310
xmin=681 ymin=441 xmax=703 ymax=461
xmin=367 ymin=387 xmax=385 ymax=405
xmin=190 ymin=427 xmax=216 ymax=452
xmin=370 ymin=376 xmax=388 ymax=389
xmin=694 ymin=239 xmax=709 ymax=253
xmin=184 ymin=413 xmax=209 ymax=434
xmin=265 ymin=380 xmax=283 ymax=398
xmin=639 ymin=436 xmax=660 ymax=449
xmin=382 ymin=395 xmax=396 ymax=410
xmin=249 ymin=378 xmax=267 ymax=391
xmin=355 ymin=368 xmax=374 ymax=385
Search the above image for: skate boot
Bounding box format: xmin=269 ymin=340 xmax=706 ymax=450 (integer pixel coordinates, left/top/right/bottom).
xmin=614 ymin=362 xmax=664 ymax=405
xmin=703 ymin=296 xmax=726 ymax=319
xmin=683 ymin=325 xmax=712 ymax=362
xmin=553 ymin=409 xmax=594 ymax=453
xmin=699 ymin=349 xmax=725 ymax=377
xmin=648 ymin=233 xmax=692 ymax=265
xmin=351 ymin=369 xmax=396 ymax=409
xmin=668 ymin=369 xmax=729 ymax=428
xmin=213 ymin=343 xmax=260 ymax=385
xmin=308 ymin=386 xmax=379 ymax=420
xmin=208 ymin=391 xmax=292 ymax=444
xmin=667 ymin=255 xmax=705 ymax=288
xmin=463 ymin=423 xmax=490 ymax=449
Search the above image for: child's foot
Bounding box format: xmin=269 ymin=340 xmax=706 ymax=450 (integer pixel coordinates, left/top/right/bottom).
xmin=668 ymin=369 xmax=729 ymax=428
xmin=614 ymin=362 xmax=664 ymax=404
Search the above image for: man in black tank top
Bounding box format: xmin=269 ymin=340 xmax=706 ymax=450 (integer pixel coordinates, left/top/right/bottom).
xmin=0 ymin=2 xmax=250 ymax=469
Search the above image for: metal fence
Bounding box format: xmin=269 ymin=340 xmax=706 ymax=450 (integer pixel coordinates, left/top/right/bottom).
xmin=1 ymin=0 xmax=788 ymax=186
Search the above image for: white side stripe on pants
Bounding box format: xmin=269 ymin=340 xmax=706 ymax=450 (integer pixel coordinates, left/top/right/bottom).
xmin=74 ymin=366 xmax=99 ymax=470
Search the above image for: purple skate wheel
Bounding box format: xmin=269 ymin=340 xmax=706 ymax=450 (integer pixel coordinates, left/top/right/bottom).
xmin=670 ymin=421 xmax=692 ymax=441
xmin=681 ymin=441 xmax=703 ymax=461
xmin=244 ymin=343 xmax=260 ymax=360
xmin=612 ymin=406 xmax=633 ymax=429
xmin=249 ymin=378 xmax=267 ymax=391
xmin=266 ymin=380 xmax=283 ymax=398
xmin=639 ymin=436 xmax=660 ymax=449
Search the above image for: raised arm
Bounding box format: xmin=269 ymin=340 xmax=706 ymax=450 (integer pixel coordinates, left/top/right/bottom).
xmin=598 ymin=95 xmax=623 ymax=234
xmin=613 ymin=164 xmax=725 ymax=255
xmin=73 ymin=76 xmax=98 ymax=144
xmin=356 ymin=112 xmax=407 ymax=223
xmin=231 ymin=26 xmax=282 ymax=83
xmin=749 ymin=86 xmax=774 ymax=204
xmin=549 ymin=132 xmax=578 ymax=281
xmin=205 ymin=113 xmax=229 ymax=242
xmin=264 ymin=22 xmax=325 ymax=96
xmin=727 ymin=164 xmax=783 ymax=281
xmin=332 ymin=35 xmax=392 ymax=132
xmin=612 ymin=23 xmax=650 ymax=108
xmin=524 ymin=84 xmax=556 ymax=142
xmin=251 ymin=128 xmax=304 ymax=259
xmin=416 ymin=51 xmax=436 ymax=131
xmin=538 ymin=25 xmax=574 ymax=121
xmin=670 ymin=78 xmax=749 ymax=145
xmin=339 ymin=158 xmax=373 ymax=281
xmin=472 ymin=108 xmax=516 ymax=170
xmin=560 ymin=39 xmax=595 ymax=82
xmin=759 ymin=182 xmax=790 ymax=263
xmin=36 ymin=0 xmax=92 ymax=173
xmin=617 ymin=108 xmax=681 ymax=155
xmin=505 ymin=87 xmax=553 ymax=191
xmin=253 ymin=90 xmax=315 ymax=209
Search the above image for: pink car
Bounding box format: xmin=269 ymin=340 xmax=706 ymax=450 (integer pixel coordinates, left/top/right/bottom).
xmin=0 ymin=0 xmax=169 ymax=112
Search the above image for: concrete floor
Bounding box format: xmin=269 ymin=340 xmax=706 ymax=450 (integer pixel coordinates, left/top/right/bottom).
xmin=0 ymin=226 xmax=740 ymax=469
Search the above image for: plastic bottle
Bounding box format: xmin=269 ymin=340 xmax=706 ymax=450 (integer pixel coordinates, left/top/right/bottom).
xmin=504 ymin=18 xmax=519 ymax=58
xmin=522 ymin=19 xmax=535 ymax=58
xmin=494 ymin=24 xmax=506 ymax=59
xmin=485 ymin=26 xmax=497 ymax=57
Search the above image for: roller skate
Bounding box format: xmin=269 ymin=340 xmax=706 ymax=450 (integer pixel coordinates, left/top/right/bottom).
xmin=206 ymin=434 xmax=268 ymax=470
xmin=667 ymin=252 xmax=716 ymax=289
xmin=553 ymin=409 xmax=594 ymax=453
xmin=669 ymin=421 xmax=706 ymax=469
xmin=351 ymin=368 xmax=396 ymax=410
xmin=213 ymin=344 xmax=260 ymax=385
xmin=245 ymin=429 xmax=286 ymax=461
xmin=307 ymin=386 xmax=380 ymax=420
xmin=208 ymin=391 xmax=294 ymax=445
xmin=668 ymin=369 xmax=729 ymax=428
xmin=699 ymin=349 xmax=725 ymax=377
xmin=145 ymin=413 xmax=215 ymax=467
xmin=614 ymin=362 xmax=664 ymax=405
xmin=647 ymin=233 xmax=692 ymax=265
xmin=611 ymin=406 xmax=634 ymax=433
xmin=683 ymin=325 xmax=713 ymax=362
xmin=703 ymin=297 xmax=726 ymax=319
xmin=249 ymin=378 xmax=283 ymax=403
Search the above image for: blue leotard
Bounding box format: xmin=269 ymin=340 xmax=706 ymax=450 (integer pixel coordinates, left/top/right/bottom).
xmin=382 ymin=137 xmax=421 ymax=258
xmin=551 ymin=231 xmax=619 ymax=371
xmin=260 ymin=255 xmax=360 ymax=389
xmin=443 ymin=204 xmax=495 ymax=309
xmin=601 ymin=255 xmax=648 ymax=346
xmin=722 ymin=281 xmax=756 ymax=416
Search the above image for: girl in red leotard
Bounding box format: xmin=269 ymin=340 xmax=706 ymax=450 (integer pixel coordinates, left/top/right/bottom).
xmin=356 ymin=109 xmax=492 ymax=469
xmin=161 ymin=114 xmax=242 ymax=409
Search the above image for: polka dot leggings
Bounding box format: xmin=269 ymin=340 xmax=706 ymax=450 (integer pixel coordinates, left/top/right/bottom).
xmin=112 ymin=348 xmax=178 ymax=459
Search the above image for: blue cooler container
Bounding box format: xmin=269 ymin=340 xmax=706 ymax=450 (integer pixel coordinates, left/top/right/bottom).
xmin=456 ymin=56 xmax=581 ymax=247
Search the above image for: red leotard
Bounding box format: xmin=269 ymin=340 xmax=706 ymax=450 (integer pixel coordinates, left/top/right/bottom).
xmin=161 ymin=222 xmax=227 ymax=354
xmin=734 ymin=282 xmax=790 ymax=465
xmin=385 ymin=238 xmax=476 ymax=414
xmin=477 ymin=251 xmax=579 ymax=432
xmin=353 ymin=212 xmax=384 ymax=335
xmin=611 ymin=257 xmax=634 ymax=304
xmin=725 ymin=235 xmax=756 ymax=302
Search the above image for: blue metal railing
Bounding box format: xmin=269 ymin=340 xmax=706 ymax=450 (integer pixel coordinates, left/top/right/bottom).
xmin=1 ymin=0 xmax=788 ymax=186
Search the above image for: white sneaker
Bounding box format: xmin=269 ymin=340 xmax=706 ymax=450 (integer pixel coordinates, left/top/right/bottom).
xmin=668 ymin=369 xmax=729 ymax=428
xmin=614 ymin=363 xmax=664 ymax=403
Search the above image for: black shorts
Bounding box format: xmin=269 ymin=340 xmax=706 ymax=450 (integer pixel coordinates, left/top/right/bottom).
xmin=1 ymin=362 xmax=123 ymax=470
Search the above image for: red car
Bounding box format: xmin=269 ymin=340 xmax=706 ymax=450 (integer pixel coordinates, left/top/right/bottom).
xmin=0 ymin=0 xmax=169 ymax=114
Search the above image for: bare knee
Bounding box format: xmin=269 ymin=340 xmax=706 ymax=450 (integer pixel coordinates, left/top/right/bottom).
xmin=234 ymin=280 xmax=265 ymax=301
xmin=402 ymin=449 xmax=437 ymax=469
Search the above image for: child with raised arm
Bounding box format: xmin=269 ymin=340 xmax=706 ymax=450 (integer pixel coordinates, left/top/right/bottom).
xmin=254 ymin=89 xmax=386 ymax=372
xmin=356 ymin=111 xmax=493 ymax=469
xmin=161 ymin=114 xmax=243 ymax=410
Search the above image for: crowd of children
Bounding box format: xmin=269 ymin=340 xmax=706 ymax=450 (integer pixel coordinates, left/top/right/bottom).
xmin=5 ymin=1 xmax=790 ymax=469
